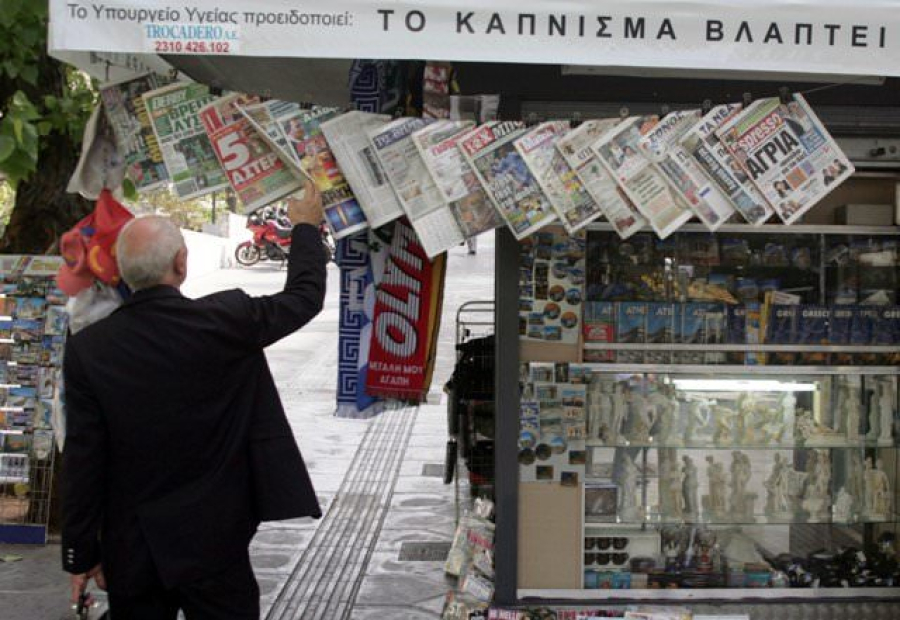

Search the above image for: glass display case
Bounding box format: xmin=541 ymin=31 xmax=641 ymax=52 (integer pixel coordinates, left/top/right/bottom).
xmin=516 ymin=224 xmax=900 ymax=601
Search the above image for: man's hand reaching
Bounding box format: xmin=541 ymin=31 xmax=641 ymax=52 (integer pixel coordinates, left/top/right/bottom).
xmin=286 ymin=178 xmax=324 ymax=227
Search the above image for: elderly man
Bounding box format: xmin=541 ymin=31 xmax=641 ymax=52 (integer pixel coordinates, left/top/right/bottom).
xmin=61 ymin=180 xmax=326 ymax=619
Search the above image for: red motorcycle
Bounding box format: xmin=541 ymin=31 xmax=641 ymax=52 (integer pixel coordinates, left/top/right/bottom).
xmin=234 ymin=209 xmax=293 ymax=266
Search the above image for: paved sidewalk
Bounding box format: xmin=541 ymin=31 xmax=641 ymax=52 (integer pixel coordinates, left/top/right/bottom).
xmin=0 ymin=235 xmax=494 ymax=619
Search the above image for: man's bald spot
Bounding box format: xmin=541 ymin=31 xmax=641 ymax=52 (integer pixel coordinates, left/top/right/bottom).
xmin=117 ymin=216 xmax=186 ymax=291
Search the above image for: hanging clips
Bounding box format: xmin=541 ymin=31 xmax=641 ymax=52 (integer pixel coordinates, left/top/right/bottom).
xmin=742 ymin=92 xmax=753 ymax=108
xmin=779 ymin=86 xmax=793 ymax=105
xmin=701 ymin=99 xmax=713 ymax=116
xmin=570 ymin=111 xmax=583 ymax=129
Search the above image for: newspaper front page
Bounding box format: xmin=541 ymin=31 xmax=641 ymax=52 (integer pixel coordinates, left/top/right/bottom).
xmin=241 ymin=102 xmax=369 ymax=240
xmin=716 ymin=94 xmax=854 ymax=224
xmin=556 ymin=119 xmax=646 ymax=239
xmin=680 ymin=104 xmax=774 ymax=226
xmin=199 ymin=94 xmax=304 ymax=213
xmin=142 ymin=82 xmax=229 ymax=199
xmin=368 ymin=117 xmax=464 ymax=257
xmin=515 ymin=121 xmax=606 ymax=234
xmin=593 ymin=116 xmax=694 ymax=239
xmin=460 ymin=121 xmax=557 ymax=240
xmin=320 ymin=111 xmax=405 ymax=229
xmin=639 ymin=109 xmax=736 ymax=232
xmin=413 ymin=120 xmax=504 ymax=239
xmin=99 ymin=73 xmax=171 ymax=191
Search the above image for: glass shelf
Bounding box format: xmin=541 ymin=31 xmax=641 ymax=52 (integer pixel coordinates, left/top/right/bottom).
xmin=585 ymin=512 xmax=900 ymax=526
xmin=585 ymin=439 xmax=898 ymax=449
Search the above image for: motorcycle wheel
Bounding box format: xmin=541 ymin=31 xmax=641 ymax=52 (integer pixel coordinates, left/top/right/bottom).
xmin=235 ymin=243 xmax=261 ymax=266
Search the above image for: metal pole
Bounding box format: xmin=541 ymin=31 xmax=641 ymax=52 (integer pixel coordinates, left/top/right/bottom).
xmin=494 ymin=227 xmax=521 ymax=606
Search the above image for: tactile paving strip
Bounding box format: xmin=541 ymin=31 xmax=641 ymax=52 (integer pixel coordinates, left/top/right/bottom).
xmin=266 ymin=404 xmax=418 ymax=620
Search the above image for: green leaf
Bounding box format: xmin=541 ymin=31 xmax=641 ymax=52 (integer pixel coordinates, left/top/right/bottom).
xmin=36 ymin=121 xmax=51 ymax=136
xmin=19 ymin=64 xmax=37 ymax=86
xmin=122 ymin=178 xmax=138 ymax=201
xmin=0 ymin=135 xmax=14 ymax=162
xmin=43 ymin=95 xmax=57 ymax=109
xmin=12 ymin=118 xmax=23 ymax=143
xmin=2 ymin=60 xmax=18 ymax=79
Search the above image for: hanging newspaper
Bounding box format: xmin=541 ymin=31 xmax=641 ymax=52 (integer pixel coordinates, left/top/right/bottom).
xmin=143 ymin=82 xmax=230 ymax=199
xmin=639 ymin=110 xmax=736 ymax=232
xmin=199 ymin=94 xmax=307 ymax=213
xmin=368 ymin=117 xmax=464 ymax=258
xmin=716 ymin=94 xmax=854 ymax=225
xmin=412 ymin=120 xmax=504 ymax=239
xmin=515 ymin=121 xmax=605 ymax=234
xmin=320 ymin=111 xmax=405 ymax=229
xmin=99 ymin=73 xmax=171 ymax=192
xmin=240 ymin=102 xmax=369 ymax=240
xmin=238 ymin=99 xmax=299 ymax=164
xmin=680 ymin=104 xmax=774 ymax=226
xmin=593 ymin=116 xmax=694 ymax=239
xmin=556 ymin=119 xmax=646 ymax=239
xmin=460 ymin=121 xmax=557 ymax=240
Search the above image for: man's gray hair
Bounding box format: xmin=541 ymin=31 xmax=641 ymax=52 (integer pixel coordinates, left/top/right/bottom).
xmin=116 ymin=216 xmax=185 ymax=291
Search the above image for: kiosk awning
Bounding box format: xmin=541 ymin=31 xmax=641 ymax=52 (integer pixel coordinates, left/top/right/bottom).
xmin=50 ymin=0 xmax=900 ymax=78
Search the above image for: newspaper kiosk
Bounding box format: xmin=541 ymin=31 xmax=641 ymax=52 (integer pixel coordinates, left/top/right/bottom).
xmin=49 ymin=1 xmax=900 ymax=616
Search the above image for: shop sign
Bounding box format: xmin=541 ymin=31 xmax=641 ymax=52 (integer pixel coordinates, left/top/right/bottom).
xmin=50 ymin=0 xmax=900 ymax=77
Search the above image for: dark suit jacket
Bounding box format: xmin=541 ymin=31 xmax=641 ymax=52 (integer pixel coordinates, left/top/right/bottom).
xmin=61 ymin=223 xmax=326 ymax=596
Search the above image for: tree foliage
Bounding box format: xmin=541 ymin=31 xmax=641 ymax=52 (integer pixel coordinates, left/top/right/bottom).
xmin=0 ymin=0 xmax=96 ymax=253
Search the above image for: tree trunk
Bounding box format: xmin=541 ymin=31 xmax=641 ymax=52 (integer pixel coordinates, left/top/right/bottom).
xmin=0 ymin=51 xmax=92 ymax=254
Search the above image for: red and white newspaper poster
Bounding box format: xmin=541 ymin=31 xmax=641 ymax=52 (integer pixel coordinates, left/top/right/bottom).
xmin=199 ymin=94 xmax=304 ymax=213
xmin=716 ymin=94 xmax=854 ymax=224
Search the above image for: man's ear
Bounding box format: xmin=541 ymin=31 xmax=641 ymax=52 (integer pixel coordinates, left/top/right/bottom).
xmin=174 ymin=246 xmax=188 ymax=280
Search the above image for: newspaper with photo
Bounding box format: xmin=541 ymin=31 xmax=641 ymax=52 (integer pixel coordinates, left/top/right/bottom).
xmin=593 ymin=116 xmax=694 ymax=239
xmin=639 ymin=109 xmax=736 ymax=232
xmin=199 ymin=94 xmax=305 ymax=213
xmin=368 ymin=116 xmax=465 ymax=257
xmin=142 ymin=82 xmax=229 ymax=199
xmin=413 ymin=120 xmax=504 ymax=239
xmin=320 ymin=111 xmax=405 ymax=229
xmin=460 ymin=121 xmax=557 ymax=240
xmin=556 ymin=119 xmax=647 ymax=239
xmin=99 ymin=73 xmax=172 ymax=191
xmin=681 ymin=104 xmax=774 ymax=226
xmin=515 ymin=121 xmax=605 ymax=234
xmin=240 ymin=102 xmax=369 ymax=240
xmin=716 ymin=94 xmax=854 ymax=224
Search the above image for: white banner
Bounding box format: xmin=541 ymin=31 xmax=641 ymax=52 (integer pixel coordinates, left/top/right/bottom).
xmin=50 ymin=0 xmax=900 ymax=77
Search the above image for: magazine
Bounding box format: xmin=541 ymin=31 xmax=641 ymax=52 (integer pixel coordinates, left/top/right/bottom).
xmin=142 ymin=82 xmax=230 ymax=199
xmin=368 ymin=117 xmax=465 ymax=257
xmin=515 ymin=121 xmax=605 ymax=234
xmin=680 ymin=104 xmax=774 ymax=226
xmin=556 ymin=119 xmax=647 ymax=238
xmin=240 ymin=102 xmax=369 ymax=240
xmin=716 ymin=94 xmax=854 ymax=224
xmin=459 ymin=121 xmax=557 ymax=240
xmin=593 ymin=116 xmax=694 ymax=239
xmin=320 ymin=111 xmax=405 ymax=229
xmin=199 ymin=94 xmax=304 ymax=213
xmin=99 ymin=73 xmax=172 ymax=191
xmin=412 ymin=120 xmax=504 ymax=239
xmin=639 ymin=109 xmax=736 ymax=231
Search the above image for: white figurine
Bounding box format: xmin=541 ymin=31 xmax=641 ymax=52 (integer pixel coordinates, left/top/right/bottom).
xmin=764 ymin=453 xmax=788 ymax=515
xmin=649 ymin=386 xmax=679 ymax=446
xmin=681 ymin=455 xmax=699 ymax=518
xmin=802 ymin=450 xmax=831 ymax=520
xmin=705 ymin=455 xmax=728 ymax=517
xmin=686 ymin=399 xmax=710 ymax=444
xmin=833 ymin=487 xmax=855 ymax=522
xmin=879 ymin=380 xmax=894 ymax=445
xmin=868 ymin=388 xmax=881 ymax=442
xmin=847 ymin=451 xmax=865 ymax=507
xmin=729 ymin=451 xmax=754 ymax=521
xmin=866 ymin=458 xmax=892 ymax=519
xmin=610 ymin=384 xmax=627 ymax=445
xmin=659 ymin=452 xmax=683 ymax=520
xmin=844 ymin=385 xmax=861 ymax=441
xmin=627 ymin=391 xmax=654 ymax=444
xmin=618 ymin=454 xmax=641 ymax=520
xmin=588 ymin=377 xmax=613 ymax=442
xmin=713 ymin=405 xmax=736 ymax=445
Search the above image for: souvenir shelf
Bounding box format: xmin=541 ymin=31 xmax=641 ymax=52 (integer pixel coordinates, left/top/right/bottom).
xmin=517 ymin=224 xmax=900 ymax=601
xmin=0 ymin=256 xmax=67 ymax=544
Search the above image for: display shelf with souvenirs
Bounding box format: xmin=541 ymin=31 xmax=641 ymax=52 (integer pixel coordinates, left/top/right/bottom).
xmin=0 ymin=256 xmax=66 ymax=543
